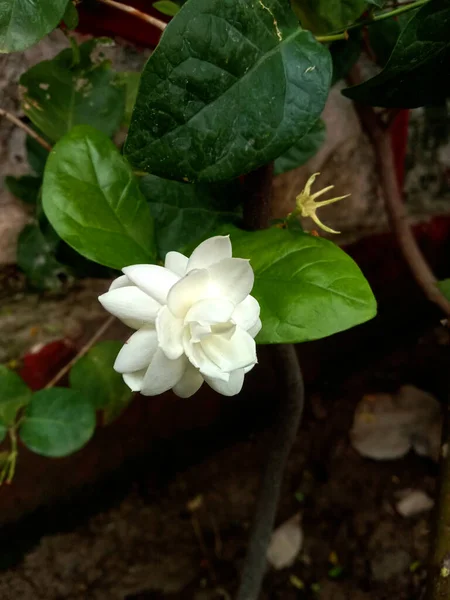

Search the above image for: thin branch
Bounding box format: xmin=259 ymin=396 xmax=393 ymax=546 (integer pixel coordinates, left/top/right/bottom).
xmin=0 ymin=108 xmax=52 ymax=152
xmin=97 ymin=0 xmax=167 ymax=31
xmin=348 ymin=67 xmax=450 ymax=317
xmin=44 ymin=315 xmax=115 ymax=389
xmin=236 ymin=345 xmax=304 ymax=600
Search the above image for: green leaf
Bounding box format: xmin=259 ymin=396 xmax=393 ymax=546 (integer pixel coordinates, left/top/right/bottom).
xmin=368 ymin=18 xmax=401 ymax=67
xmin=292 ymin=0 xmax=367 ymax=34
xmin=4 ymin=175 xmax=41 ymax=204
xmin=438 ymin=279 xmax=450 ymax=301
xmin=140 ymin=175 xmax=241 ymax=258
xmin=69 ymin=341 xmax=133 ymax=424
xmin=19 ymin=388 xmax=96 ymax=457
xmin=125 ymin=0 xmax=332 ymax=182
xmin=17 ymin=224 xmax=70 ymax=290
xmin=228 ymin=227 xmax=376 ymax=344
xmin=0 ymin=426 xmax=6 ymax=444
xmin=20 ymin=39 xmax=125 ymax=142
xmin=0 ymin=0 xmax=69 ymax=53
xmin=330 ymin=31 xmax=362 ymax=85
xmin=63 ymin=1 xmax=79 ymax=29
xmin=153 ymin=0 xmax=180 ymax=16
xmin=0 ymin=366 xmax=32 ymax=427
xmin=342 ymin=0 xmax=450 ymax=107
xmin=274 ymin=119 xmax=326 ymax=175
xmin=26 ymin=135 xmax=50 ymax=175
xmin=42 ymin=125 xmax=155 ymax=270
xmin=366 ymin=0 xmax=385 ymax=6
xmin=116 ymin=72 xmax=141 ymax=127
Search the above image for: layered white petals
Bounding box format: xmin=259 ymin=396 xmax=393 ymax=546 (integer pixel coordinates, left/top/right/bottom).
xmin=165 ymin=251 xmax=188 ymax=277
xmin=232 ymin=295 xmax=260 ymax=331
xmin=173 ymin=363 xmax=204 ymax=398
xmin=141 ymin=349 xmax=187 ymax=396
xmin=167 ymin=269 xmax=211 ymax=318
xmin=114 ymin=326 xmax=158 ymax=373
xmin=201 ymin=328 xmax=257 ymax=372
xmin=205 ymin=369 xmax=245 ymax=397
xmin=100 ymin=235 xmax=260 ymax=398
xmin=109 ymin=274 xmax=132 ymax=290
xmin=156 ymin=306 xmax=184 ymax=360
xmin=99 ymin=287 xmax=160 ymax=328
xmin=187 ymin=235 xmax=232 ymax=272
xmin=123 ymin=264 xmax=180 ymax=304
xmin=208 ymin=258 xmax=254 ymax=306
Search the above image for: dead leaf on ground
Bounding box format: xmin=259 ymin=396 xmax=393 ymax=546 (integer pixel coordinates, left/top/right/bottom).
xmin=395 ymin=489 xmax=434 ymax=517
xmin=267 ymin=513 xmax=303 ymax=570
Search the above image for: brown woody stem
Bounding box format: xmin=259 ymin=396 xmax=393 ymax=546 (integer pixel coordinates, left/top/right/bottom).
xmin=97 ymin=0 xmax=167 ymax=31
xmin=0 ymin=108 xmax=52 ymax=152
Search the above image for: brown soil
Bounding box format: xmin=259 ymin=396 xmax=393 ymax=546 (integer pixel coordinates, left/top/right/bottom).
xmin=0 ymin=320 xmax=448 ymax=600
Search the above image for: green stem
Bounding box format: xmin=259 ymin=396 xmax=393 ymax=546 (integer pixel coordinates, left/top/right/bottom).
xmin=6 ymin=428 xmax=18 ymax=485
xmin=316 ymin=0 xmax=429 ymax=43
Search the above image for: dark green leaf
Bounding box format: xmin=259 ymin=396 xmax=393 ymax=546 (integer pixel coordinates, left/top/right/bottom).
xmin=228 ymin=227 xmax=376 ymax=344
xmin=69 ymin=341 xmax=133 ymax=424
xmin=366 ymin=0 xmax=385 ymax=6
xmin=368 ymin=18 xmax=401 ymax=67
xmin=4 ymin=175 xmax=41 ymax=204
xmin=17 ymin=224 xmax=70 ymax=290
xmin=140 ymin=175 xmax=241 ymax=258
xmin=153 ymin=1 xmax=180 ymax=16
xmin=19 ymin=388 xmax=96 ymax=457
xmin=343 ymin=0 xmax=450 ymax=107
xmin=292 ymin=0 xmax=366 ymax=34
xmin=438 ymin=279 xmax=450 ymax=301
xmin=0 ymin=0 xmax=68 ymax=53
xmin=63 ymin=1 xmax=79 ymax=29
xmin=330 ymin=30 xmax=362 ymax=85
xmin=116 ymin=72 xmax=141 ymax=127
xmin=42 ymin=125 xmax=155 ymax=270
xmin=20 ymin=39 xmax=125 ymax=142
xmin=0 ymin=426 xmax=6 ymax=444
xmin=0 ymin=366 xmax=32 ymax=427
xmin=125 ymin=0 xmax=331 ymax=182
xmin=26 ymin=134 xmax=50 ymax=175
xmin=274 ymin=119 xmax=326 ymax=175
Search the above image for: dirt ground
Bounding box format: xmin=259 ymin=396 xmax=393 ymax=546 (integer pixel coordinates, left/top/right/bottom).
xmin=0 ymin=315 xmax=447 ymax=600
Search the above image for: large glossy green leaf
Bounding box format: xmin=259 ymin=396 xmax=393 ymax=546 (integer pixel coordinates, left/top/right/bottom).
xmin=140 ymin=175 xmax=241 ymax=258
xmin=0 ymin=0 xmax=68 ymax=53
xmin=125 ymin=0 xmax=331 ymax=182
xmin=330 ymin=31 xmax=362 ymax=85
xmin=17 ymin=224 xmax=70 ymax=290
xmin=274 ymin=120 xmax=326 ymax=175
xmin=292 ymin=0 xmax=367 ymax=34
xmin=69 ymin=341 xmax=133 ymax=424
xmin=343 ymin=0 xmax=450 ymax=107
xmin=229 ymin=227 xmax=376 ymax=344
xmin=42 ymin=125 xmax=155 ymax=270
xmin=19 ymin=388 xmax=96 ymax=457
xmin=0 ymin=366 xmax=32 ymax=428
xmin=20 ymin=39 xmax=125 ymax=142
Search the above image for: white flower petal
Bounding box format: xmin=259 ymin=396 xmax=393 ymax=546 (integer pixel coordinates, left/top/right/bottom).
xmin=232 ymin=295 xmax=260 ymax=331
xmin=211 ymin=322 xmax=236 ymax=340
xmin=190 ymin=322 xmax=212 ymax=343
xmin=201 ymin=327 xmax=256 ymax=372
xmin=114 ymin=326 xmax=158 ymax=373
xmin=167 ymin=269 xmax=211 ymax=318
xmin=248 ymin=318 xmax=262 ymax=339
xmin=187 ymin=235 xmax=232 ymax=272
xmin=140 ymin=348 xmax=187 ymax=396
xmin=165 ymin=251 xmax=189 ymax=277
xmin=185 ymin=297 xmax=235 ymax=325
xmin=156 ymin=306 xmax=184 ymax=360
xmin=208 ymin=258 xmax=254 ymax=306
xmin=205 ymin=369 xmax=245 ymax=396
xmin=123 ymin=264 xmax=180 ymax=304
xmin=184 ymin=334 xmax=230 ymax=382
xmin=244 ymin=363 xmax=256 ymax=374
xmin=173 ymin=363 xmax=204 ymax=398
xmin=99 ymin=287 xmax=161 ymax=328
xmin=123 ymin=369 xmax=146 ymax=392
xmin=109 ymin=274 xmax=132 ymax=290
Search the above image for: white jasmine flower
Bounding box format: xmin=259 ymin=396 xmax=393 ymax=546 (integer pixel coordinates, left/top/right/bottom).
xmin=99 ymin=236 xmax=261 ymax=398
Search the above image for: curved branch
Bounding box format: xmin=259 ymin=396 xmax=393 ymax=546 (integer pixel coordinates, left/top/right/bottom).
xmin=0 ymin=108 xmax=52 ymax=152
xmin=96 ymin=0 xmax=167 ymax=31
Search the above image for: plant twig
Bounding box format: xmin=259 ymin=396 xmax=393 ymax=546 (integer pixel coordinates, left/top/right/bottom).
xmin=97 ymin=0 xmax=167 ymax=31
xmin=348 ymin=67 xmax=450 ymax=317
xmin=236 ymin=345 xmax=304 ymax=600
xmin=236 ymin=164 xmax=305 ymax=600
xmin=0 ymin=108 xmax=52 ymax=152
xmin=44 ymin=315 xmax=115 ymax=389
